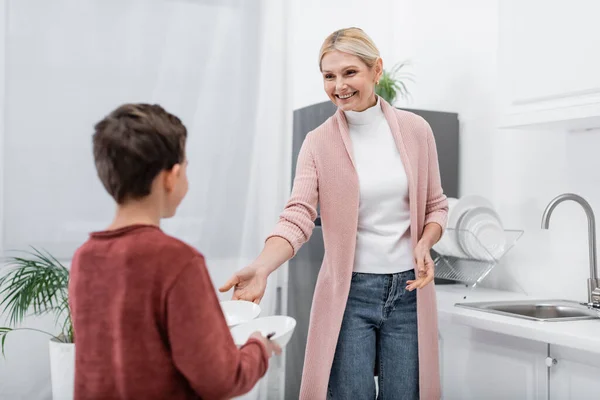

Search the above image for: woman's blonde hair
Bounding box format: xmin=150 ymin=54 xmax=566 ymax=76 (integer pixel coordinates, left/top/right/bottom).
xmin=319 ymin=27 xmax=381 ymax=71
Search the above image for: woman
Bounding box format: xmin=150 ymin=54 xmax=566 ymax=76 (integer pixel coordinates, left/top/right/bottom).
xmin=220 ymin=27 xmax=448 ymax=400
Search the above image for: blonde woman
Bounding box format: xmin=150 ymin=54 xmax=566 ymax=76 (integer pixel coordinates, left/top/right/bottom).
xmin=221 ymin=27 xmax=448 ymax=400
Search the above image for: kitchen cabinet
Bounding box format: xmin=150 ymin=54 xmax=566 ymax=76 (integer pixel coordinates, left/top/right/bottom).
xmin=439 ymin=322 xmax=547 ymax=399
xmin=549 ymin=345 xmax=600 ymax=400
xmin=498 ymin=0 xmax=600 ymax=130
xmin=439 ymin=322 xmax=600 ymax=400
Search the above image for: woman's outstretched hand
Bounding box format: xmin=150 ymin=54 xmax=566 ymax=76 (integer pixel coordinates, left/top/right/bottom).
xmin=219 ymin=264 xmax=269 ymax=304
xmin=220 ymin=237 xmax=293 ymax=303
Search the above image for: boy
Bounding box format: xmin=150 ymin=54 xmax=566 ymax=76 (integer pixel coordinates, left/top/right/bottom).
xmin=69 ymin=103 xmax=280 ymax=400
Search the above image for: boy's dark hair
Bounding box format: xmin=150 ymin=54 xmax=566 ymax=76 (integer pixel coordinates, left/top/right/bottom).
xmin=93 ymin=103 xmax=187 ymax=204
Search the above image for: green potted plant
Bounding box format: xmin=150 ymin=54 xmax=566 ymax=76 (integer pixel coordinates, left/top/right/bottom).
xmin=0 ymin=247 xmax=74 ymax=400
xmin=376 ymin=60 xmax=414 ymax=105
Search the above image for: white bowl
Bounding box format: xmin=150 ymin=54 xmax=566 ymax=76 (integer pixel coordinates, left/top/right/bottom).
xmin=220 ymin=300 xmax=261 ymax=327
xmin=230 ymin=316 xmax=297 ymax=348
xmin=459 ymin=207 xmax=506 ymax=260
xmin=448 ymin=195 xmax=495 ymax=229
xmin=435 ymin=195 xmax=502 ymax=259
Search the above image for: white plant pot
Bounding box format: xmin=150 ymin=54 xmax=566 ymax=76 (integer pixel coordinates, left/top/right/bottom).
xmin=49 ymin=338 xmax=75 ymax=400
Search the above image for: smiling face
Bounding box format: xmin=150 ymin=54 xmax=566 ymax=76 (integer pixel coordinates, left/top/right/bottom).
xmin=321 ymin=50 xmax=382 ymax=112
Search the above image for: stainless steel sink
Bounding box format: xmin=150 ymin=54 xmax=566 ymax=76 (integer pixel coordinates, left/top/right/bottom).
xmin=455 ymin=299 xmax=600 ymax=322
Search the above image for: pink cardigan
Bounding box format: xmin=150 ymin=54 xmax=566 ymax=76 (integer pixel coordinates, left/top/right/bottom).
xmin=267 ymin=98 xmax=449 ymax=400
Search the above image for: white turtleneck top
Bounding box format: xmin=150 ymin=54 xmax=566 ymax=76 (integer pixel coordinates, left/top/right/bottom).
xmin=344 ymin=97 xmax=414 ymax=274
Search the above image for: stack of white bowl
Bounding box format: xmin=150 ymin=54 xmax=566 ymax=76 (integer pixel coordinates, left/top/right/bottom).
xmin=433 ymin=195 xmax=506 ymax=261
xmin=220 ymin=300 xmax=296 ymax=348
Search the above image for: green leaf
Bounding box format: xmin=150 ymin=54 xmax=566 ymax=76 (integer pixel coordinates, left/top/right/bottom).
xmin=376 ymin=59 xmax=413 ymax=104
xmin=0 ymin=327 xmax=61 ymax=357
xmin=0 ymin=248 xmax=69 ymax=325
xmin=390 ymin=61 xmax=409 ymax=75
xmin=0 ymin=247 xmax=72 ymax=353
xmin=397 ymin=81 xmax=408 ymax=95
xmin=0 ymin=327 xmax=11 ymax=357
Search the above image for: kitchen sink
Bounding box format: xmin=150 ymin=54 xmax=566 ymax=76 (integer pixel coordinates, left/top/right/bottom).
xmin=455 ymin=299 xmax=600 ymax=322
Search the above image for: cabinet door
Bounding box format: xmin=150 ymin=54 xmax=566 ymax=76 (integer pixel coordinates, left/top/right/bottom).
xmin=549 ymin=344 xmax=600 ymax=399
xmin=439 ymin=323 xmax=547 ymax=400
xmin=499 ymin=0 xmax=600 ymax=129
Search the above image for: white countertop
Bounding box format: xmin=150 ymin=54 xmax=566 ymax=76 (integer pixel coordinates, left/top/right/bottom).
xmin=436 ymin=284 xmax=600 ymax=354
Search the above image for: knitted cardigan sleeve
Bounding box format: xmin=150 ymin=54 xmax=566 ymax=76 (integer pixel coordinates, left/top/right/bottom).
xmin=422 ymin=119 xmax=448 ymax=232
xmin=266 ymin=133 xmax=319 ymax=256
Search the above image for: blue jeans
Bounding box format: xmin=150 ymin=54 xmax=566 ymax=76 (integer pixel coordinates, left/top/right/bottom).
xmin=328 ymin=270 xmax=419 ymax=400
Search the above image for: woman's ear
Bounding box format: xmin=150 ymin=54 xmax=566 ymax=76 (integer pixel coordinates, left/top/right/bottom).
xmin=375 ymin=58 xmax=383 ymax=83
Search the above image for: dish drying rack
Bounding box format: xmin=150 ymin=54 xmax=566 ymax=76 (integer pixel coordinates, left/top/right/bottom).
xmin=433 ymin=227 xmax=524 ymax=289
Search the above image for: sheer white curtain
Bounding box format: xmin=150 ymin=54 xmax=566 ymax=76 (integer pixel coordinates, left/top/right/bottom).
xmin=0 ymin=0 xmax=290 ymax=399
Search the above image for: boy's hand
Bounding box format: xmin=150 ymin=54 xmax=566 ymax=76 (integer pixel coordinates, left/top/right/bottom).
xmin=219 ymin=264 xmax=268 ymax=304
xmin=250 ymin=331 xmax=282 ymax=357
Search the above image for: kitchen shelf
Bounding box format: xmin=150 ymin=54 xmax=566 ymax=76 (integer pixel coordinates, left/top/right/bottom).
xmin=498 ymin=99 xmax=600 ymax=132
xmin=433 ymin=227 xmax=524 ymax=289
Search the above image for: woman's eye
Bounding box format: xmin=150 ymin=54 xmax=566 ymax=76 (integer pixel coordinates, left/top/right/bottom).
xmin=346 ymin=70 xmax=357 ymax=75
xmin=325 ymin=74 xmax=334 ymax=79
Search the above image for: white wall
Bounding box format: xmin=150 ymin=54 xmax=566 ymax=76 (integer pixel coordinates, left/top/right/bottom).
xmin=486 ymin=120 xmax=600 ymax=303
xmin=387 ymin=0 xmax=499 ymax=199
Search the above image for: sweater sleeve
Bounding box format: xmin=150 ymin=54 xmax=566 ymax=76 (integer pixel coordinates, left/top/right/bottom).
xmin=266 ymin=134 xmax=319 ymax=256
xmin=166 ymin=256 xmax=269 ymax=400
xmin=422 ymin=119 xmax=449 ymax=232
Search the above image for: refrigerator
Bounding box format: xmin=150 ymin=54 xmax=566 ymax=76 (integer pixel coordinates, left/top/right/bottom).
xmin=284 ymin=101 xmax=460 ymax=399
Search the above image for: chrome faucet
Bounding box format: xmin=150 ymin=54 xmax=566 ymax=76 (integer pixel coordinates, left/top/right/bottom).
xmin=541 ymin=193 xmax=600 ymax=308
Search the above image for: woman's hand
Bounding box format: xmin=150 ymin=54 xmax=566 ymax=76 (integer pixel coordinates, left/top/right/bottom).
xmin=219 ymin=237 xmax=293 ymax=304
xmin=407 ymin=222 xmax=442 ymax=291
xmin=219 ymin=264 xmax=269 ymax=304
xmin=407 ymin=240 xmax=435 ymax=291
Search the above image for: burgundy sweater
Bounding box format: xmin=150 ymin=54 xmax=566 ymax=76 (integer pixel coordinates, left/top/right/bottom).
xmin=69 ymin=224 xmax=268 ymax=400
